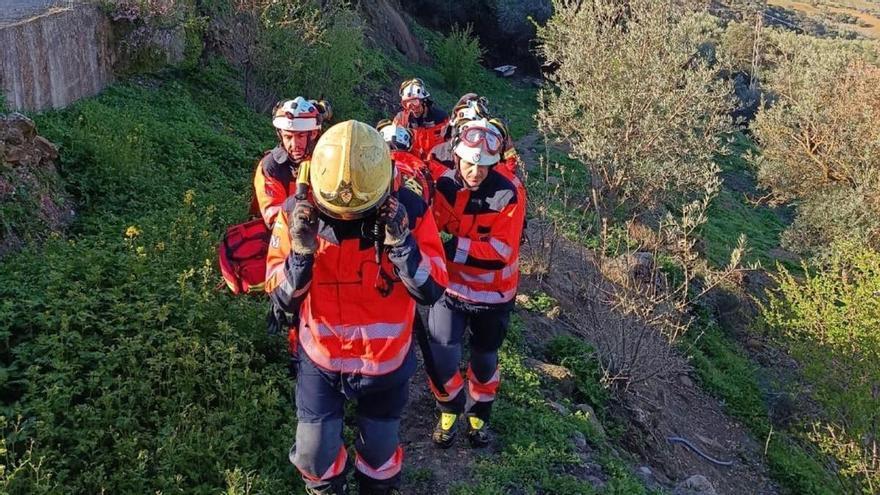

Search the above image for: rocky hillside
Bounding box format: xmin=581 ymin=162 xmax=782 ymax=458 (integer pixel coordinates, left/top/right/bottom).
xmin=0 ymin=113 xmax=71 ymax=257
xmin=2 ymin=1 xmax=877 ymax=494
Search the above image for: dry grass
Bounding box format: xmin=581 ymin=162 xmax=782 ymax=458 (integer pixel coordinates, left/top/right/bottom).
xmin=768 ymin=0 xmax=880 ymax=38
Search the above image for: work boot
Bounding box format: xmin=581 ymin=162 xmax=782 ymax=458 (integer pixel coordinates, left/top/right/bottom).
xmin=358 ymin=486 xmax=401 ymax=495
xmin=432 ymin=412 xmax=458 ymax=448
xmin=304 ymin=480 xmax=349 ymax=495
xmin=466 ymin=416 xmax=490 ymax=448
xmin=356 ymin=472 xmax=401 ymax=495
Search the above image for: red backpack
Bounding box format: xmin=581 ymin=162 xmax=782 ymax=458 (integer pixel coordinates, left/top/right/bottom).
xmin=218 ymin=219 xmax=271 ymax=294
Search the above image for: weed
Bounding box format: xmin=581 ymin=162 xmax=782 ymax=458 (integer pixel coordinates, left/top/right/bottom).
xmin=0 ymin=60 xmax=296 ymax=494
xmin=684 ymin=311 xmax=841 ymax=495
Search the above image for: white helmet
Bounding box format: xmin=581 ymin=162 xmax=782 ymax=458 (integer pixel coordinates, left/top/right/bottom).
xmin=272 ymin=97 xmax=321 ymax=132
xmin=453 ymin=118 xmax=502 ymax=166
xmin=399 ymin=78 xmax=430 ymax=100
xmin=376 ymin=120 xmax=414 ymax=151
xmin=451 ymin=95 xmax=489 ymax=126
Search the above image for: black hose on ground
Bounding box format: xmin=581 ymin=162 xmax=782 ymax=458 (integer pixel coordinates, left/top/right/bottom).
xmin=667 ymin=436 xmax=735 ymax=467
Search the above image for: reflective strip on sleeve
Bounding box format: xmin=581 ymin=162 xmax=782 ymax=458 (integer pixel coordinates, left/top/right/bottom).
xmin=413 ymin=255 xmax=447 ymax=286
xmin=489 ymin=238 xmax=512 ymax=259
xmin=413 ymin=255 xmax=431 ymax=286
xmin=454 ymin=237 xmax=471 ymax=264
xmin=267 ymin=262 xmax=310 ymax=300
xmin=501 ymin=260 xmax=519 ymax=279
xmin=262 ymin=205 xmax=282 ymax=226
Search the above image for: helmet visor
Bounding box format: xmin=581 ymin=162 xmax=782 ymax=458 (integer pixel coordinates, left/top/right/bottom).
xmin=460 ymin=126 xmax=502 ymax=154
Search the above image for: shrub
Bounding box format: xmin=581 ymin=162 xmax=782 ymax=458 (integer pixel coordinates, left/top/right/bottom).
xmin=763 ymin=241 xmax=880 ymax=492
xmin=537 ymin=0 xmax=734 ymax=222
xmin=433 ymin=25 xmax=484 ymax=94
xmin=0 ymin=62 xmax=297 ymax=494
xmin=200 ymin=0 xmax=381 ymax=120
xmin=545 ymin=335 xmax=609 ymax=408
xmin=750 ymin=32 xmax=880 ymax=256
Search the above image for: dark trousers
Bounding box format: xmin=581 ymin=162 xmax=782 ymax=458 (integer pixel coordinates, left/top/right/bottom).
xmin=292 ymin=346 xmax=415 ymax=491
xmin=419 ymin=293 xmax=511 ymax=420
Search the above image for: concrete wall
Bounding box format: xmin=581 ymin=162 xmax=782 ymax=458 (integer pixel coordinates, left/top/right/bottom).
xmin=0 ymin=4 xmax=114 ymax=111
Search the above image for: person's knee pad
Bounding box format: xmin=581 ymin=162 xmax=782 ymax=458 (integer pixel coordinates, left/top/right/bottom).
xmin=470 ymin=310 xmax=510 ymax=352
xmin=427 ymin=340 xmax=462 ymax=379
xmin=292 ymin=419 xmax=346 ymax=481
xmin=469 ymin=349 xmax=499 ymax=383
xmin=354 ymin=416 xmax=403 ymax=481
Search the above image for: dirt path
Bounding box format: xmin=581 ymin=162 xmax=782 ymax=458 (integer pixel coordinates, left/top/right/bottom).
xmin=399 ymin=356 xmax=491 ymax=493
xmin=519 ymin=224 xmax=780 ymax=495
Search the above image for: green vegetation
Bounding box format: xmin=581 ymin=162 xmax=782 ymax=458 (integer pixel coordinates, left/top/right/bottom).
xmin=451 ymin=317 xmax=650 ymax=495
xmin=749 ymin=29 xmax=880 ymax=257
xmin=0 ymin=20 xmax=607 ymax=492
xmin=701 ymin=135 xmax=790 ymax=269
xmin=537 ymin=0 xmax=732 ymax=222
xmin=246 ymin=3 xmax=383 ymax=121
xmin=685 ymin=313 xmax=841 ymax=495
xmin=433 ymin=25 xmax=485 ymax=95
xmin=0 ymin=62 xmax=296 ymax=493
xmin=545 ymin=335 xmax=609 ymax=410
xmin=764 ymin=242 xmax=880 ymax=492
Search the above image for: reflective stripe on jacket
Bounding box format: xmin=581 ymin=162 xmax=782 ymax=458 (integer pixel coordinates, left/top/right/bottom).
xmin=265 ymin=188 xmax=448 ymax=375
xmin=432 ymin=168 xmax=525 ymax=305
xmin=253 ymin=146 xmax=303 ymax=227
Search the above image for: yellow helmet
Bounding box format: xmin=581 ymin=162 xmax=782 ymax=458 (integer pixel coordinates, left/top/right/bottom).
xmin=309 ymin=120 xmax=392 ymax=220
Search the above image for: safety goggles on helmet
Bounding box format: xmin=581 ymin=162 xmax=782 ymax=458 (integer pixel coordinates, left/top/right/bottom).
xmin=399 ymin=78 xmax=430 ymax=100
xmin=272 ymin=97 xmax=321 ymax=132
xmin=459 ymin=125 xmax=503 ymax=154
xmin=377 ymin=121 xmax=414 ymax=151
xmin=452 ymin=96 xmax=489 ymax=124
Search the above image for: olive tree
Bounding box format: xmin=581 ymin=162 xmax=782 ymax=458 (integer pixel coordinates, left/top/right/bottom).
xmin=750 ymin=31 xmax=880 ymax=255
xmin=536 ymin=0 xmax=734 ymax=222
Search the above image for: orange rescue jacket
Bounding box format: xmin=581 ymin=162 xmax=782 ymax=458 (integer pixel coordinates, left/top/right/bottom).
xmin=392 ymin=150 xmax=434 ymax=205
xmin=252 ymin=146 xmax=304 ymax=227
xmin=432 ymin=168 xmax=526 ymax=305
xmin=393 ymin=106 xmax=449 ymax=161
xmin=265 ymin=189 xmax=448 ymax=375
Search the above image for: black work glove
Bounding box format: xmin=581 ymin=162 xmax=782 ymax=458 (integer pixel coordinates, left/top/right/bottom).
xmin=289 ymin=200 xmax=318 ymax=255
xmin=378 ymin=195 xmax=410 ymax=247
xmin=443 ymin=237 xmax=458 ymax=261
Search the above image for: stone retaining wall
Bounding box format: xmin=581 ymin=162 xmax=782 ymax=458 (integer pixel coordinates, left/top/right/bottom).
xmin=0 ymin=4 xmax=114 ymax=111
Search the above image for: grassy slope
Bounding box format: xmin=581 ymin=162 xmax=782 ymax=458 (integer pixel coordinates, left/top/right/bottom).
xmin=689 ymin=137 xmax=841 ymax=493
xmin=527 ymin=126 xmax=843 ymax=493
xmin=684 ymin=314 xmax=841 ymax=495
xmin=0 ymin=50 xmax=642 ymax=494
xmin=0 ymin=62 xmax=296 ymax=494
xmin=701 ymin=134 xmax=792 ymax=270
